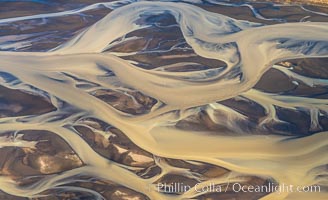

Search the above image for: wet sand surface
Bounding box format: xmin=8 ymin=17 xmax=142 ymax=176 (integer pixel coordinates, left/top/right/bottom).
xmin=0 ymin=0 xmax=327 ymax=200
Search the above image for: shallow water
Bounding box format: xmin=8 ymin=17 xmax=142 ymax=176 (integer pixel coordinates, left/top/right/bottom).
xmin=0 ymin=0 xmax=327 ymax=200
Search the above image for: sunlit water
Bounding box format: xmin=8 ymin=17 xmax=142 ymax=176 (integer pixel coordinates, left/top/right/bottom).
xmin=0 ymin=0 xmax=327 ymax=200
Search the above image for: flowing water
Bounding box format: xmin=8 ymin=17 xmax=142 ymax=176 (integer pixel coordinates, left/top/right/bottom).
xmin=0 ymin=0 xmax=327 ymax=199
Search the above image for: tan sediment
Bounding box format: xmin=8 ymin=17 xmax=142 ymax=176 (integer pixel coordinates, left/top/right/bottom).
xmin=0 ymin=1 xmax=327 ymax=200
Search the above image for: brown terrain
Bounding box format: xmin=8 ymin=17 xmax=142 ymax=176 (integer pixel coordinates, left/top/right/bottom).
xmin=258 ymin=0 xmax=328 ymax=6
